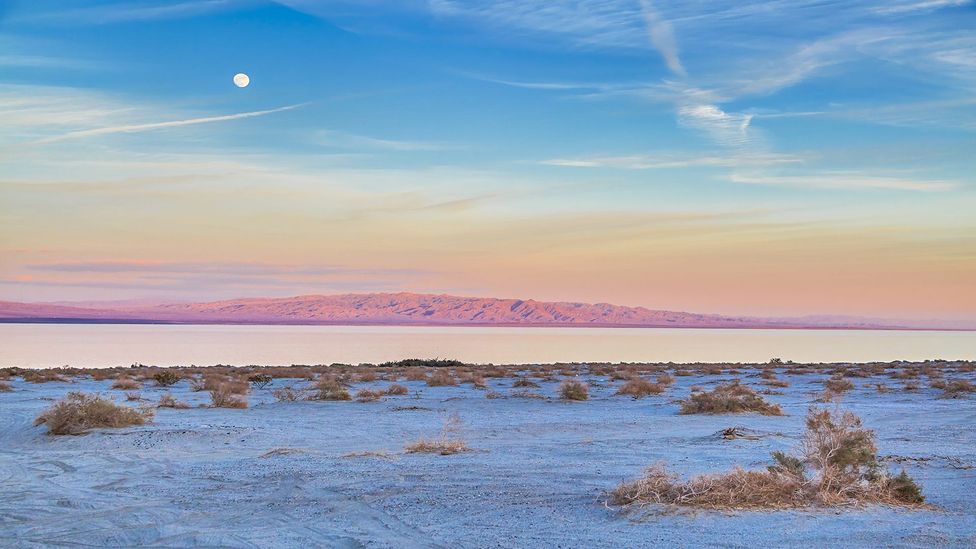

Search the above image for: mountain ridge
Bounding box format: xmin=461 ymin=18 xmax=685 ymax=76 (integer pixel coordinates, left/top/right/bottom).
xmin=0 ymin=292 xmax=971 ymax=330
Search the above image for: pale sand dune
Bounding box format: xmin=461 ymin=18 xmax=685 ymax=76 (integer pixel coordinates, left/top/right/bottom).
xmin=1 ymin=371 xmax=975 ymax=547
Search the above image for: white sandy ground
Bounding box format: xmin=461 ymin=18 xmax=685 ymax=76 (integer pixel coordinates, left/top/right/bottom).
xmin=1 ymin=369 xmax=975 ymax=548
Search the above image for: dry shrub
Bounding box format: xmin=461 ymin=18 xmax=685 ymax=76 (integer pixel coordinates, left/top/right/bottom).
xmin=485 ymin=390 xmax=505 ymax=399
xmin=111 ymin=377 xmax=141 ymax=390
xmin=616 ymin=378 xmax=665 ymax=399
xmin=404 ymin=413 xmax=470 ymax=455
xmin=679 ymin=381 xmax=783 ymax=416
xmin=356 ymin=370 xmax=379 ymax=383
xmin=609 ymin=463 xmax=805 ymax=509
xmin=34 ymin=392 xmax=152 ymax=435
xmin=511 ymin=390 xmax=545 ymax=399
xmin=512 ymin=377 xmax=540 ymax=388
xmin=903 ymin=380 xmax=920 ymax=392
xmin=0 ymin=380 xmax=12 ymax=392
xmin=153 ymin=370 xmax=181 ymax=387
xmin=824 ymin=375 xmax=855 ymax=393
xmin=355 ymin=389 xmax=384 ymax=402
xmin=403 ymin=368 xmax=428 ymax=381
xmin=559 ymin=380 xmax=589 ymax=401
xmin=463 ymin=374 xmax=487 ymax=389
xmin=426 ymin=370 xmax=458 ymax=387
xmin=124 ymin=392 xmax=142 ymax=401
xmin=157 ymin=393 xmax=191 ymax=409
xmin=610 ymin=407 xmax=925 ymax=510
xmin=210 ymin=384 xmax=248 ymax=408
xmin=875 ymin=383 xmax=890 ymax=394
xmin=940 ymin=379 xmax=975 ymax=399
xmin=23 ymin=370 xmax=68 ymax=383
xmin=656 ymin=373 xmax=675 ymax=386
xmin=311 ymin=375 xmax=351 ymax=401
xmin=272 ymin=386 xmax=306 ymax=402
xmin=248 ymin=374 xmax=273 ymax=389
xmin=385 ymin=384 xmax=408 ymax=396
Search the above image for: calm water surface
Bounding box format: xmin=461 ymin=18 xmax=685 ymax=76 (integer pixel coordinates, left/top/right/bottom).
xmin=1 ymin=323 xmax=974 ymax=367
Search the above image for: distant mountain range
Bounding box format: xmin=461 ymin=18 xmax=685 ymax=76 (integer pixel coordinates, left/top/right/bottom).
xmin=0 ymin=293 xmax=970 ymax=330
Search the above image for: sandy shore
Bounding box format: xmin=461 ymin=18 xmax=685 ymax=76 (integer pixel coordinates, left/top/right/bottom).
xmin=1 ymin=366 xmax=974 ymax=548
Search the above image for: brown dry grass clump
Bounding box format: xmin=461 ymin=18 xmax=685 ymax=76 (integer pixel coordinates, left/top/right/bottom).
xmin=35 ymin=392 xmax=152 ymax=435
xmin=210 ymin=384 xmax=248 ymax=408
xmin=559 ymin=380 xmax=589 ymax=401
xmin=153 ymin=370 xmax=181 ymax=387
xmin=385 ymin=383 xmax=409 ymax=396
xmin=426 ymin=370 xmax=458 ymax=387
xmin=311 ymin=375 xmax=351 ymax=401
xmin=403 ymin=368 xmax=428 ymax=381
xmin=0 ymin=380 xmax=12 ymax=392
xmin=824 ymin=375 xmax=855 ymax=393
xmin=157 ymin=393 xmax=191 ymax=409
xmin=355 ymin=389 xmax=384 ymax=402
xmin=940 ymin=379 xmax=975 ymax=398
xmin=616 ymin=378 xmax=665 ymax=399
xmin=272 ymin=385 xmax=306 ymax=402
xmin=609 ymin=407 xmax=924 ymax=510
xmin=111 ymin=377 xmax=141 ymax=390
xmin=404 ymin=413 xmax=470 ymax=455
xmin=513 ymin=377 xmax=540 ymax=388
xmin=124 ymin=392 xmax=142 ymax=401
xmin=679 ymin=381 xmax=783 ymax=416
xmin=23 ymin=370 xmax=69 ymax=383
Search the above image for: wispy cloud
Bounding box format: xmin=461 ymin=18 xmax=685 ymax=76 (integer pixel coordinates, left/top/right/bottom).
xmin=542 ymin=152 xmax=803 ymax=170
xmin=874 ymin=0 xmax=972 ymax=15
xmin=730 ymin=172 xmax=960 ymax=192
xmin=316 ymin=129 xmax=456 ymax=152
xmin=15 ymin=0 xmax=248 ymax=25
xmin=639 ymin=0 xmax=686 ymax=76
xmin=31 ymin=104 xmax=306 ymax=145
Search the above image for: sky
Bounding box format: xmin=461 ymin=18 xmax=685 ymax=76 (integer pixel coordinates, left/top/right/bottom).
xmin=1 ymin=0 xmax=974 ymax=321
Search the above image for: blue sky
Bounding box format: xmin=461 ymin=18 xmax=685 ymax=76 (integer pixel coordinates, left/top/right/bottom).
xmin=1 ymin=1 xmax=974 ymax=320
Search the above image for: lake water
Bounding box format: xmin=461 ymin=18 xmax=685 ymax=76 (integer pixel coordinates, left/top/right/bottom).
xmin=1 ymin=323 xmax=974 ymax=368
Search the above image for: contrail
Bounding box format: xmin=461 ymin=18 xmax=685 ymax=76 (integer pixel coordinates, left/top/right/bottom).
xmin=33 ymin=103 xmax=307 ymax=145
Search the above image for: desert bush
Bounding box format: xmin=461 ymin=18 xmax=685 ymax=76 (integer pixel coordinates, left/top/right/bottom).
xmin=656 ymin=373 xmax=675 ymax=386
xmin=426 ymin=370 xmax=458 ymax=387
xmin=513 ymin=377 xmax=540 ymax=388
xmin=153 ymin=371 xmax=181 ymax=387
xmin=940 ymin=379 xmax=975 ymax=398
xmin=382 ymin=358 xmax=464 ymax=368
xmin=616 ymin=378 xmax=665 ymax=399
xmin=679 ymin=381 xmax=783 ymax=415
xmin=34 ymin=392 xmax=152 ymax=435
xmin=157 ymin=393 xmax=191 ymax=409
xmin=608 ymin=463 xmax=804 ymax=509
xmin=874 ymin=383 xmax=890 ymax=394
xmin=404 ymin=413 xmax=470 ymax=455
xmin=356 ymin=370 xmax=379 ymax=383
xmin=272 ymin=386 xmax=305 ymax=402
xmin=403 ymin=368 xmax=428 ymax=381
xmin=124 ymin=392 xmax=142 ymax=401
xmin=485 ymin=390 xmax=505 ymax=399
xmin=0 ymin=380 xmax=12 ymax=392
xmin=903 ymin=381 xmax=920 ymax=392
xmin=385 ymin=383 xmax=408 ymax=396
xmin=111 ymin=377 xmax=141 ymax=390
xmin=311 ymin=375 xmax=351 ymax=401
xmin=210 ymin=384 xmax=248 ymax=408
xmin=23 ymin=370 xmax=68 ymax=383
xmin=610 ymin=407 xmax=924 ymax=509
xmin=355 ymin=389 xmax=384 ymax=402
xmin=249 ymin=374 xmax=273 ymax=389
xmin=511 ymin=390 xmax=546 ymax=399
xmin=824 ymin=375 xmax=855 ymax=393
xmin=559 ymin=380 xmax=589 ymax=401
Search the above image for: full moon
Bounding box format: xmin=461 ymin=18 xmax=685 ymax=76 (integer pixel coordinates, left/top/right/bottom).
xmin=233 ymin=73 xmax=250 ymax=88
